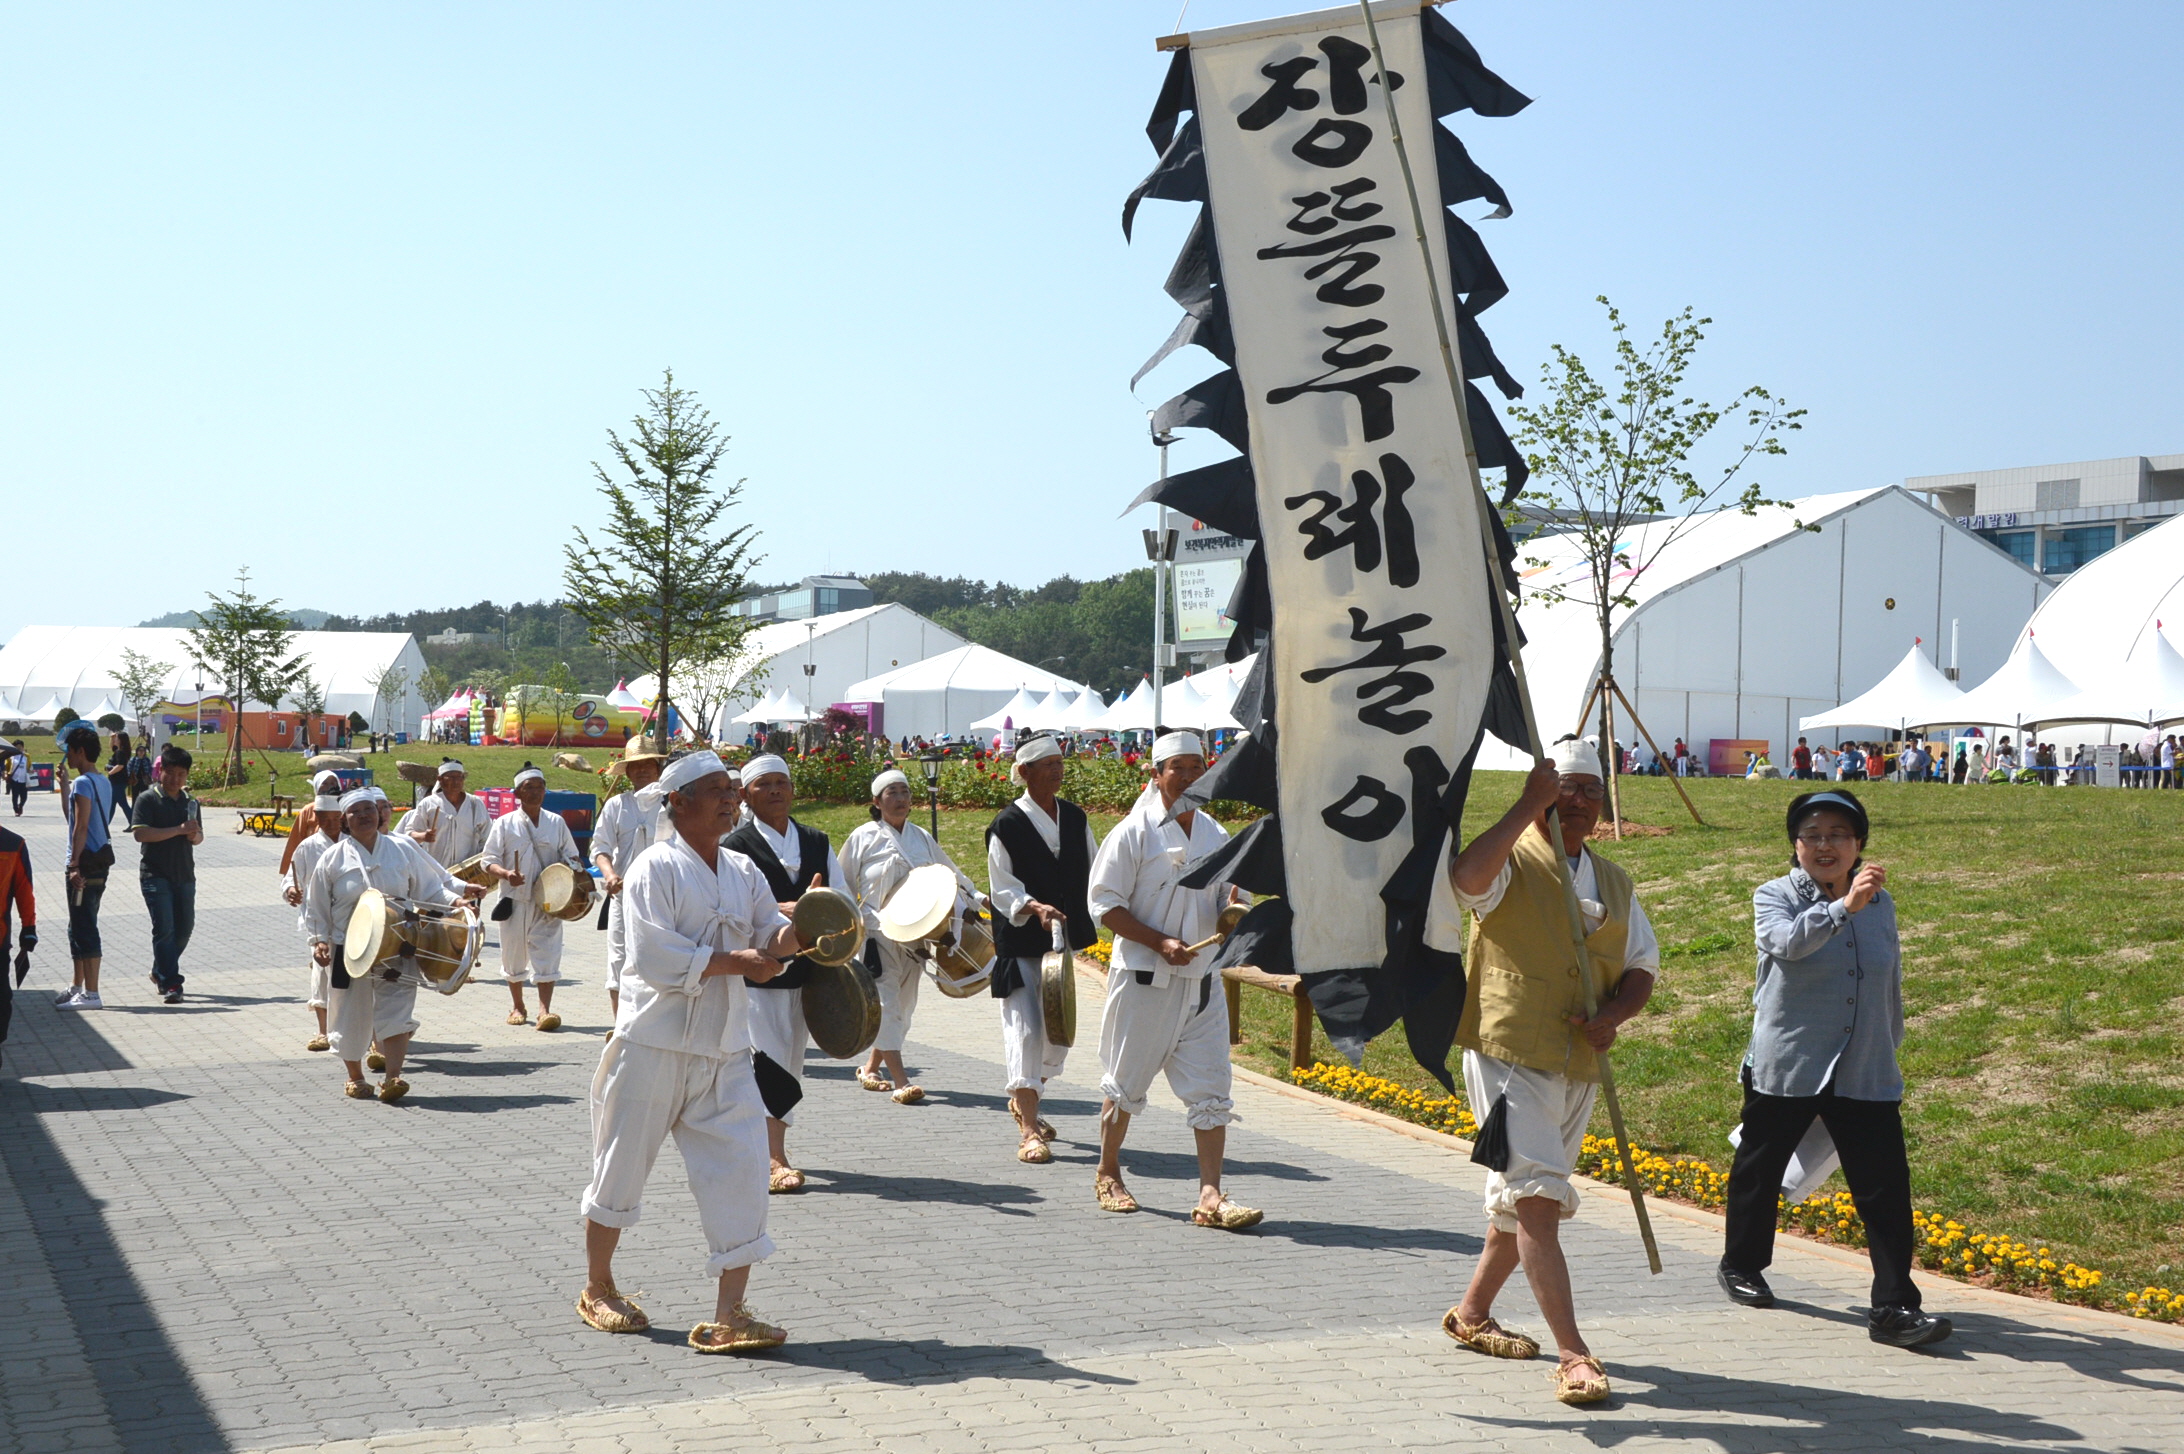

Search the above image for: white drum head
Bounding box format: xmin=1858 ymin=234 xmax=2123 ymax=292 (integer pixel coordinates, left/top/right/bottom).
xmin=878 ymin=863 xmax=959 ymax=943
xmin=344 ymin=889 xmax=392 ymax=970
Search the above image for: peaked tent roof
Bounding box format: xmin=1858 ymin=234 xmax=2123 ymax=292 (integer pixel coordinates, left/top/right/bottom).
xmin=606 ymin=679 xmax=643 ymax=711
xmin=840 ymin=642 xmax=1079 ymax=701
xmin=1059 ymin=690 xmax=1109 ymax=731
xmin=1090 ymin=678 xmax=1159 ymax=733
xmin=1799 ymin=644 xmax=1966 ymax=733
xmin=1021 ymin=688 xmax=1076 ymax=733
xmin=2012 ymin=510 xmax=2184 ymax=675
xmin=2050 ymin=629 xmax=2184 ymax=727
xmin=1948 ymin=635 xmax=2084 ymax=728
xmin=970 ymin=687 xmax=1044 ymax=733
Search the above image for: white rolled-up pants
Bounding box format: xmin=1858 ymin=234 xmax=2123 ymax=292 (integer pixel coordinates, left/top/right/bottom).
xmin=327 ymin=951 xmax=420 ymax=1059
xmin=498 ymin=896 xmax=564 ymax=984
xmin=604 ymin=893 xmax=628 ymax=995
xmin=1097 ymin=967 xmax=1234 ymax=1130
xmin=581 ymin=1039 xmax=775 ymax=1276
xmin=871 ymin=938 xmax=923 ymax=1055
xmin=1460 ymin=1048 xmax=1598 ymax=1234
xmin=998 ymin=957 xmax=1068 ymax=1094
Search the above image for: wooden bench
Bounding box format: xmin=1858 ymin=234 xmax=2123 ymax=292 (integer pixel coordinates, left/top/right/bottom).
xmin=236 ymin=805 xmax=297 ymax=838
xmin=1222 ymin=964 xmax=1315 ymax=1071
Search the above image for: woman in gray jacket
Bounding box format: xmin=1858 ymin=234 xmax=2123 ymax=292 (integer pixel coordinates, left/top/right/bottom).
xmin=1716 ymin=789 xmax=1951 ymax=1348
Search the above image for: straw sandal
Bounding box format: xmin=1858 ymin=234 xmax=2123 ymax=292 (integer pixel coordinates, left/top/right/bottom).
xmin=306 ymin=1034 xmax=330 ymax=1053
xmin=377 ymin=1078 xmax=409 ymax=1103
xmin=890 ymin=1085 xmax=925 ymax=1105
xmin=1553 ymin=1354 xmax=1610 ymax=1406
xmin=768 ymin=1166 xmax=806 ymax=1194
xmin=855 ymin=1067 xmax=892 ymax=1092
xmin=1018 ymin=1133 xmax=1054 ymax=1164
xmin=689 ymin=1304 xmax=787 ymax=1355
xmin=1095 ymin=1175 xmax=1138 ymax=1213
xmin=536 ymin=1012 xmax=562 ymax=1032
xmin=1191 ymin=1198 xmax=1264 ymax=1231
xmin=366 ymin=1050 xmax=387 ymax=1071
xmin=343 ymin=1080 xmax=374 ymax=1100
xmin=576 ymin=1286 xmax=650 ymax=1334
xmin=1443 ymin=1309 xmax=1540 ymax=1359
xmin=505 ymin=1010 xmax=528 ymax=1026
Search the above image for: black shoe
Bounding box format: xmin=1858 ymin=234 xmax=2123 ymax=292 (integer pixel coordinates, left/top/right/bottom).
xmin=1716 ymin=1265 xmax=1775 ymax=1308
xmin=162 ymin=989 xmax=183 ymax=1005
xmin=1868 ymin=1307 xmax=1952 ymax=1347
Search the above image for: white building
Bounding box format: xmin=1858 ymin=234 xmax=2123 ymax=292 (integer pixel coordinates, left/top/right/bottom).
xmin=0 ymin=626 xmax=428 ymax=731
xmin=1485 ymin=487 xmax=2051 ymax=769
xmin=1906 ymin=452 xmax=2184 ymax=578
xmin=626 ymin=602 xmax=965 ymax=738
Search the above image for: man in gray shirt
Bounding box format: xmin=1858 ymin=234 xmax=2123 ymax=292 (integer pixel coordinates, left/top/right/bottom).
xmin=131 ymin=746 xmax=202 ymax=1004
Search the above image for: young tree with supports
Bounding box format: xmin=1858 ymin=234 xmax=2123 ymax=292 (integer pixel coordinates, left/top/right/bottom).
xmin=563 ymin=371 xmax=759 ymax=755
xmin=364 ymin=663 xmax=410 ymax=740
xmin=185 ymin=570 xmax=307 ymax=786
xmin=112 ymin=647 xmax=174 ymax=738
xmin=291 ymin=668 xmax=328 ymax=752
xmin=1507 ymin=299 xmax=1804 ymax=831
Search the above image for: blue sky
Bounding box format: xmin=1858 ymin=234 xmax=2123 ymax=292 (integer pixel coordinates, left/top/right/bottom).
xmin=4 ymin=2 xmax=2179 ymax=640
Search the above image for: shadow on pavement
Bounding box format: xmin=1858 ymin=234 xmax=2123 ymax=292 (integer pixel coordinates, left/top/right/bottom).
xmin=407 ymin=1091 xmax=580 ymax=1113
xmin=768 ymin=1335 xmax=1137 ymax=1387
xmin=1468 ymin=1357 xmax=2161 ymax=1453
xmin=405 ymin=1056 xmax=561 ymax=1079
xmin=1744 ymin=1299 xmax=2184 ymax=1391
xmin=5 ymin=1084 xmax=191 ymax=1114
xmin=803 ymin=1166 xmax=1048 ymax=1216
xmin=1244 ymin=1216 xmax=1483 ymax=1258
xmin=0 ymin=1079 xmax=226 ymax=1454
xmin=1108 ymin=1147 xmax=1331 ymax=1184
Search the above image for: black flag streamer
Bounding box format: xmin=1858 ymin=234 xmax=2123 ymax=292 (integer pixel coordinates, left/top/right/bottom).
xmin=1123 ymin=6 xmax=1531 ymax=1091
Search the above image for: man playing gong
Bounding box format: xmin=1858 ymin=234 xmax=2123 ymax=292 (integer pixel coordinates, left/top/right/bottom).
xmin=1441 ymin=737 xmax=1659 ymax=1407
xmin=721 ymin=753 xmax=841 ymax=1192
xmin=986 ymin=733 xmax=1098 ymax=1163
xmin=400 ymin=759 xmax=492 ymax=870
xmin=1086 ymin=731 xmax=1258 ymax=1228
xmin=284 ymin=777 xmax=348 ymax=1051
xmin=577 ymin=751 xmax=806 ymax=1353
xmin=592 ymin=749 xmax=669 ymax=1021
xmin=481 ymin=765 xmax=585 ymax=1031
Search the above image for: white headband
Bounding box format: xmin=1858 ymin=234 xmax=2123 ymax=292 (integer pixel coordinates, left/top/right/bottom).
xmin=743 ymin=754 xmax=790 ymax=785
xmin=437 ymin=760 xmax=466 ymax=778
xmin=1549 ymin=736 xmax=1602 ymax=778
xmin=512 ymin=767 xmax=545 ymax=788
xmin=638 ymin=751 xmax=728 ymax=809
xmin=312 ymin=770 xmax=341 ymax=790
xmin=870 ymin=768 xmax=909 ymax=798
xmin=314 ymin=793 xmax=342 ymax=812
xmin=1010 ymin=734 xmax=1063 ymax=785
xmin=338 ymin=787 xmax=377 ymax=812
xmin=1152 ymin=730 xmax=1204 ymax=764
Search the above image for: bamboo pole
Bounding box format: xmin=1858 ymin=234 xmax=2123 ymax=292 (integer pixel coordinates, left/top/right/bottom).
xmin=1607 ymin=676 xmax=1705 ymax=827
xmin=1355 ymin=0 xmax=1660 ymax=1273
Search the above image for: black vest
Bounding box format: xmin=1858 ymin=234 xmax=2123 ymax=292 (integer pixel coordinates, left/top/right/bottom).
xmin=986 ymin=799 xmax=1097 ymax=962
xmin=723 ymin=816 xmax=833 ymax=991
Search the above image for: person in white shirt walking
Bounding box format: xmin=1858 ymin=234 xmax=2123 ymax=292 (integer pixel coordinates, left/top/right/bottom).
xmin=400 ymin=760 xmax=492 ymax=869
xmin=985 ymin=734 xmax=1098 ymax=1164
xmin=1086 ymin=731 xmax=1258 ymax=1230
xmin=284 ymin=781 xmax=347 ymax=1050
xmin=481 ymin=766 xmax=586 ymax=1031
xmin=838 ymin=767 xmax=984 ymax=1104
xmin=592 ymin=750 xmax=669 ymax=1022
xmin=575 ymin=751 xmax=806 ymax=1353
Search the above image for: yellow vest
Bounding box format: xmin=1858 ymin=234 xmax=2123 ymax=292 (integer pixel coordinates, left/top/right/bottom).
xmin=1456 ymin=825 xmax=1633 ymax=1083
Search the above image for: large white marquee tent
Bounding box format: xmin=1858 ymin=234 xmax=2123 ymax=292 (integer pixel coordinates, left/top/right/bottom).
xmin=841 ymin=644 xmax=1083 ymax=742
xmin=0 ymin=625 xmax=427 ymax=730
xmin=1482 ymin=487 xmax=2052 ymax=768
xmin=2004 ymin=512 xmax=2184 ymax=729
xmin=627 ymin=603 xmax=965 ymax=740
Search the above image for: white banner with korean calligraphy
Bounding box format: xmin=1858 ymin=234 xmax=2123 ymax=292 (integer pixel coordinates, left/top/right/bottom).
xmin=1190 ymin=2 xmax=1494 ymax=974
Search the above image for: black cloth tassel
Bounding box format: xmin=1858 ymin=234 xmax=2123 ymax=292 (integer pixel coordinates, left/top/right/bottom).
xmin=1169 ymin=724 xmax=1279 ymax=820
xmin=1470 ymin=1094 xmax=1512 ymax=1171
xmin=1434 ymin=123 xmax=1511 ymax=218
xmin=1178 ymin=813 xmax=1286 ymax=899
xmin=1123 ymin=454 xmax=1258 ymax=542
xmin=753 ymin=1051 xmax=804 ymax=1121
xmin=1145 ymin=45 xmax=1196 ymax=151
xmin=1123 ymin=116 xmax=1206 ymax=240
xmin=1152 ymin=370 xmax=1249 ymax=454
xmin=1422 ymin=9 xmax=1534 ymax=120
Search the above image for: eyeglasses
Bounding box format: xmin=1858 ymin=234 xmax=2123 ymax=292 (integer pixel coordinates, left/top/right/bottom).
xmin=1557 ymin=778 xmax=1606 ymax=801
xmin=1794 ymin=831 xmax=1859 ymax=847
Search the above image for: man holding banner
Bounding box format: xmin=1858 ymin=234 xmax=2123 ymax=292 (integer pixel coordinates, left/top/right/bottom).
xmin=1443 ymin=740 xmax=1657 ymax=1405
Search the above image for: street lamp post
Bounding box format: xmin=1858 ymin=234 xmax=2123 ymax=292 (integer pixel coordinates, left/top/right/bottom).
xmin=1144 ymin=424 xmax=1181 ymax=742
xmin=918 ymin=751 xmax=942 ymax=839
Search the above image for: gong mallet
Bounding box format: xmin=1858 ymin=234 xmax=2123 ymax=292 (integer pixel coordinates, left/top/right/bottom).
xmin=1355 ymin=0 xmax=1663 ymax=1273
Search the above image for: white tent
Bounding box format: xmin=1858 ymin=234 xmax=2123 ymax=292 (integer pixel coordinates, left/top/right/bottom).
xmin=629 ymin=603 xmax=966 ymax=741
xmin=731 ymin=689 xmax=788 ymax=725
xmin=2007 ymin=511 xmax=2184 ymax=706
xmin=1948 ymin=635 xmax=2083 ymax=730
xmin=2050 ymin=630 xmax=2184 ymax=728
xmin=1799 ymin=644 xmax=1967 ymax=734
xmin=1021 ymin=688 xmax=1076 ymax=733
xmin=605 ymin=679 xmax=643 ymax=711
xmin=841 ymin=643 xmax=1080 ymax=741
xmin=0 ymin=625 xmax=429 ymax=732
xmin=1476 ymin=487 xmax=2051 ymax=770
xmin=1090 ymin=678 xmax=1159 ymax=734
xmin=1164 ymin=689 xmax=1244 ymax=734
xmin=970 ymin=687 xmax=1044 ymax=735
xmin=770 ymin=690 xmax=813 ymax=725
xmin=1059 ymin=690 xmax=1109 ymax=732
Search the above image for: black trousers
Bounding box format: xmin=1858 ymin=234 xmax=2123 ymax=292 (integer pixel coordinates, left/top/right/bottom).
xmin=1722 ymin=1069 xmax=1921 ymax=1310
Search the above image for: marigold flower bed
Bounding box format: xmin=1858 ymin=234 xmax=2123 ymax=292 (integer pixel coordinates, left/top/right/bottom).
xmin=1291 ymin=1063 xmax=2178 ymax=1323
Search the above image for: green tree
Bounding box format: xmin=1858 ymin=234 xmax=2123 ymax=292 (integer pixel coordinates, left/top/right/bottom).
xmin=185 ymin=569 xmax=307 ymax=785
xmin=1507 ymin=298 xmax=1803 ymax=818
xmin=563 ymin=371 xmax=760 ymax=753
xmin=112 ymin=647 xmax=174 ymax=734
xmin=364 ymin=662 xmax=410 ymax=738
xmin=541 ymin=661 xmax=578 ymax=747
xmin=417 ymin=663 xmax=453 ymax=715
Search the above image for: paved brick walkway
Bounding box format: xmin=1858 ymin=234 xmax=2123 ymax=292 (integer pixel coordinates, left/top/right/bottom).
xmin=2 ymin=788 xmax=2180 ymax=1454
